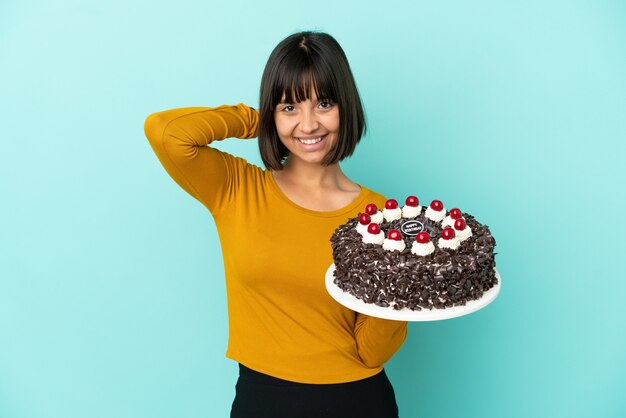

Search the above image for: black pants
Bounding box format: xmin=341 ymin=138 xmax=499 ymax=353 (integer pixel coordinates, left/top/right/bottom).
xmin=230 ymin=364 xmax=399 ymax=418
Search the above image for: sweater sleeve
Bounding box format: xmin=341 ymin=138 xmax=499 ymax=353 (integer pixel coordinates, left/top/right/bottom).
xmin=143 ymin=103 xmax=258 ymax=215
xmin=354 ymin=310 xmax=408 ymax=369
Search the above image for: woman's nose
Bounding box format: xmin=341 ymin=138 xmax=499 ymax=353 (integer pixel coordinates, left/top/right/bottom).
xmin=299 ymin=110 xmax=320 ymax=133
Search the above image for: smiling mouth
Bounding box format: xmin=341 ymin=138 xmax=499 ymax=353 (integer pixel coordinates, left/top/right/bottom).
xmin=296 ymin=135 xmax=326 ymax=145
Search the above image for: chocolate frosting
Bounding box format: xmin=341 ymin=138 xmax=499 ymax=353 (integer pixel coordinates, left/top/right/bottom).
xmin=330 ymin=213 xmax=498 ymax=311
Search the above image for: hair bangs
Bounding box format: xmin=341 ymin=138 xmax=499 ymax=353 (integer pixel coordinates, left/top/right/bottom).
xmin=272 ymin=54 xmax=338 ymax=108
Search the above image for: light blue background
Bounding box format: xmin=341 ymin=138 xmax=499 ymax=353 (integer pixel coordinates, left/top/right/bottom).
xmin=1 ymin=1 xmax=625 ymax=417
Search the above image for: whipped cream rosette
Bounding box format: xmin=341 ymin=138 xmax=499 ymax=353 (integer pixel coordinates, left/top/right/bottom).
xmin=362 ymin=223 xmax=384 ymax=245
xmin=411 ymin=232 xmax=435 ymax=256
xmin=401 ymin=195 xmax=422 ymax=218
xmin=425 ymin=199 xmax=446 ymax=222
xmin=382 ymin=199 xmax=402 ymax=222
xmin=382 ymin=229 xmax=406 ymax=252
xmin=364 ymin=203 xmax=383 ymax=224
xmin=438 ymin=227 xmax=461 ymax=250
xmin=355 ymin=213 xmax=372 ymax=236
xmin=442 ymin=207 xmax=463 ymax=227
xmin=453 ymin=218 xmax=472 ymax=241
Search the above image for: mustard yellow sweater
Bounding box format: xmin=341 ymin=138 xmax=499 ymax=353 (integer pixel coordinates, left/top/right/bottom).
xmin=144 ymin=103 xmax=407 ymax=384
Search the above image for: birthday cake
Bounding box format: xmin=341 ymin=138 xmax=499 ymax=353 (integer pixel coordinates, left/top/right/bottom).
xmin=330 ymin=196 xmax=498 ymax=311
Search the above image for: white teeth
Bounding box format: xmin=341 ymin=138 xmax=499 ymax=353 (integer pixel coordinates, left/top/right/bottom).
xmin=297 ymin=136 xmax=324 ymax=145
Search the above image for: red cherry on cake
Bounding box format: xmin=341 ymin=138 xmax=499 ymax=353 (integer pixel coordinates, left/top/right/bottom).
xmin=388 ymin=229 xmax=402 ymax=241
xmin=367 ymin=223 xmax=381 ymax=234
xmin=441 ymin=227 xmax=456 ymax=240
xmin=405 ymin=196 xmax=419 ymax=207
xmin=450 ymin=208 xmax=462 ymax=219
xmin=365 ymin=203 xmax=378 ymax=215
xmin=430 ymin=200 xmax=444 ymax=211
xmin=454 ymin=219 xmax=467 ymax=231
xmin=416 ymin=232 xmax=430 ymax=244
xmin=385 ymin=199 xmax=398 ymax=210
xmin=359 ymin=213 xmax=372 ymax=225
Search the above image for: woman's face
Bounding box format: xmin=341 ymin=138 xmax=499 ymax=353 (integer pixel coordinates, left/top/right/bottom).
xmin=273 ymin=90 xmax=339 ymax=166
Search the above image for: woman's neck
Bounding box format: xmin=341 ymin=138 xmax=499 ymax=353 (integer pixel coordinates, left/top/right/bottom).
xmin=277 ymin=157 xmax=348 ymax=189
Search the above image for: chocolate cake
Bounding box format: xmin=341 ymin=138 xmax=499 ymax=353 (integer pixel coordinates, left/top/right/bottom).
xmin=330 ymin=197 xmax=498 ymax=311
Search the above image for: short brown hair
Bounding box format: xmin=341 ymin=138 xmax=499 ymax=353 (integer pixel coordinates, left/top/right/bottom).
xmin=258 ymin=31 xmax=366 ymax=170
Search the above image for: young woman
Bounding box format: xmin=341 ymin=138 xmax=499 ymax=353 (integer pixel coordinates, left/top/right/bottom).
xmin=144 ymin=31 xmax=408 ymax=418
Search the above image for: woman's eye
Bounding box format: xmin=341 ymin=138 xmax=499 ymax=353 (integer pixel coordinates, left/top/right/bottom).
xmin=319 ymin=101 xmax=334 ymax=109
xmin=282 ymin=105 xmax=295 ymax=112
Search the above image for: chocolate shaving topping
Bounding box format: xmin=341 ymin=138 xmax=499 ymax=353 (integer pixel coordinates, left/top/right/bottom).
xmin=330 ymin=212 xmax=498 ymax=311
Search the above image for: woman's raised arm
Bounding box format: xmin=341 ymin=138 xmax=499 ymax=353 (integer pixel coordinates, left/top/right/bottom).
xmin=144 ymin=103 xmax=258 ymax=214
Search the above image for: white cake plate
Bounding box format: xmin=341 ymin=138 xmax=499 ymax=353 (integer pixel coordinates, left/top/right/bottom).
xmin=325 ymin=264 xmax=501 ymax=322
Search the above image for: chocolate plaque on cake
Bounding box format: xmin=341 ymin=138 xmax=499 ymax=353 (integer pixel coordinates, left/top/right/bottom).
xmin=400 ymin=220 xmax=424 ymax=236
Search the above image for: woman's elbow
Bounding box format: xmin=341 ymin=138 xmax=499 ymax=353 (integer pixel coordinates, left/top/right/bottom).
xmin=362 ymin=357 xmax=384 ymax=369
xmin=144 ymin=112 xmax=168 ymax=144
xmin=357 ymin=349 xmax=389 ymax=369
